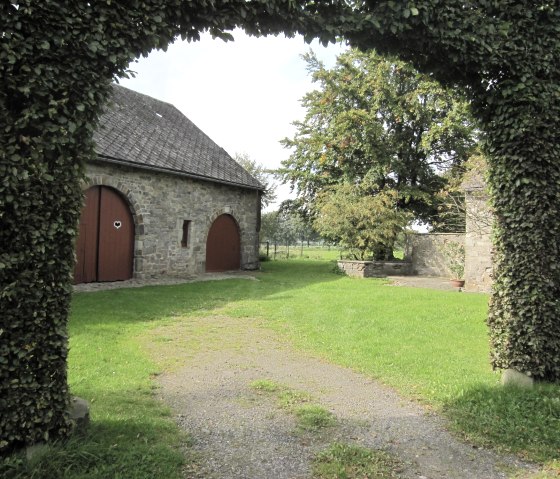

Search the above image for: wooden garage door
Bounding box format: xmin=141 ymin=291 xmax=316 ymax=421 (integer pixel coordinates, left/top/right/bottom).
xmin=206 ymin=214 xmax=241 ymax=272
xmin=74 ymin=186 xmax=134 ymax=283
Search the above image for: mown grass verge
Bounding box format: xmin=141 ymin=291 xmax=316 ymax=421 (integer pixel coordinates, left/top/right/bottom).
xmin=1 ymin=289 xmax=187 ymax=479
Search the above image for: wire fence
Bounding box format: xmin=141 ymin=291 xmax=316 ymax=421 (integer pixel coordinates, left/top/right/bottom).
xmin=259 ymin=242 xmax=342 ymax=261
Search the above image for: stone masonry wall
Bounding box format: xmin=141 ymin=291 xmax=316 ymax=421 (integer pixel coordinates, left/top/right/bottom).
xmin=406 ymin=233 xmax=465 ymax=277
xmin=464 ymin=189 xmax=493 ymax=292
xmin=337 ymin=260 xmax=412 ymax=278
xmin=85 ymin=162 xmax=260 ymax=278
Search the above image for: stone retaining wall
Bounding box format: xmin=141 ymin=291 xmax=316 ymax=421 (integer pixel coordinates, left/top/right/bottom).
xmin=337 ymin=260 xmax=413 ymax=278
xmin=405 ymin=233 xmax=465 ymax=277
xmin=85 ymin=161 xmax=260 ymax=278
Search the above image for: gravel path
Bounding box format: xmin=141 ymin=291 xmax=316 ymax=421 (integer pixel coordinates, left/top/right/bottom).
xmin=73 ymin=271 xmax=257 ymax=292
xmin=154 ymin=315 xmax=535 ymax=479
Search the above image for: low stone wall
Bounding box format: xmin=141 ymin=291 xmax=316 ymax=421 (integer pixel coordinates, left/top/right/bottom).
xmin=337 ymin=260 xmax=413 ymax=278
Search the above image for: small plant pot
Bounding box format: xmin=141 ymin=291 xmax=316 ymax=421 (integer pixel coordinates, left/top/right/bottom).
xmin=450 ymin=279 xmax=465 ymax=288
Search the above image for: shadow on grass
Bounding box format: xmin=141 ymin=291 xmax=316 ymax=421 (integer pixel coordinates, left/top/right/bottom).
xmin=0 ymin=419 xmax=185 ymax=479
xmin=69 ymin=260 xmax=341 ymax=335
xmin=0 ymin=385 xmax=187 ymax=479
xmin=443 ymin=383 xmax=560 ymax=463
xmin=1 ymin=260 xmax=340 ymax=478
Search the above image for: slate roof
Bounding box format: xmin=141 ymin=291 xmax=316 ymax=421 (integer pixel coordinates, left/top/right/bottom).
xmin=93 ymin=84 xmax=263 ymax=190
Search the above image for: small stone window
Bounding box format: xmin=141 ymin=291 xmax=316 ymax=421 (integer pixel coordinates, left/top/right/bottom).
xmin=181 ymin=220 xmax=191 ymax=247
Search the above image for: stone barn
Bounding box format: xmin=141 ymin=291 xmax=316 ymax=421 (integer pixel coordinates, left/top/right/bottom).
xmin=74 ymin=85 xmax=262 ymax=284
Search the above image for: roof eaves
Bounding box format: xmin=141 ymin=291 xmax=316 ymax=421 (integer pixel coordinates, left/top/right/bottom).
xmin=94 ymin=154 xmax=264 ymax=191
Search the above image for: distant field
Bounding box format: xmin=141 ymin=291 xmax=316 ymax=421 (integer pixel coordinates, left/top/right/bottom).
xmin=259 ymin=244 xmax=404 ymax=261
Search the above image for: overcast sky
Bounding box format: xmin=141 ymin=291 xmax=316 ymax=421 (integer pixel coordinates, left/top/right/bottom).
xmin=119 ymin=30 xmax=347 ymax=209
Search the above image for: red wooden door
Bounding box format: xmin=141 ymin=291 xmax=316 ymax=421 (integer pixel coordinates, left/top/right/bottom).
xmin=206 ymin=214 xmax=241 ymax=272
xmin=74 ymin=187 xmax=100 ymax=284
xmin=97 ymin=187 xmax=134 ymax=281
xmin=74 ymin=186 xmax=134 ymax=283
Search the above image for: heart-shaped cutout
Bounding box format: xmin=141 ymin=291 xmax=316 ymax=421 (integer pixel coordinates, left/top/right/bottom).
xmin=113 ymin=220 xmax=122 ymax=229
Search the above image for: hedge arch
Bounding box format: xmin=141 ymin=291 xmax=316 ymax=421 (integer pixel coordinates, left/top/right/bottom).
xmin=1 ymin=1 xmax=558 ymax=451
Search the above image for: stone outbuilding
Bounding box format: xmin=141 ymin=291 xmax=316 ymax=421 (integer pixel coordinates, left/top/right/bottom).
xmin=74 ymin=85 xmax=262 ymax=284
xmin=405 ymin=168 xmax=493 ymax=292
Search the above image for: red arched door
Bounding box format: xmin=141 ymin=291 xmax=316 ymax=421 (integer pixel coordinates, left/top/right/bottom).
xmin=74 ymin=186 xmax=134 ymax=283
xmin=206 ymin=214 xmax=241 ymax=272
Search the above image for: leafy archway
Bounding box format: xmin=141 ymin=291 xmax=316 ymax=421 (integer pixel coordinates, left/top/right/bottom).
xmin=1 ymin=0 xmax=558 ymax=451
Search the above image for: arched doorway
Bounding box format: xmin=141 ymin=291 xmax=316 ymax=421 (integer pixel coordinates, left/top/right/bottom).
xmin=206 ymin=214 xmax=241 ymax=272
xmin=74 ymin=186 xmax=135 ymax=283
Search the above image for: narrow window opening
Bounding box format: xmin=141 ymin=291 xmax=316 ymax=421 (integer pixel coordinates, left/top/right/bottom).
xmin=181 ymin=220 xmax=191 ymax=247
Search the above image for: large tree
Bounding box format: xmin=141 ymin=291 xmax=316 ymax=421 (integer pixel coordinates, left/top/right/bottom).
xmin=1 ymin=0 xmax=559 ymax=453
xmin=314 ymin=184 xmax=411 ymax=259
xmin=280 ymin=49 xmax=477 ymax=230
xmin=234 ymin=152 xmax=277 ymax=208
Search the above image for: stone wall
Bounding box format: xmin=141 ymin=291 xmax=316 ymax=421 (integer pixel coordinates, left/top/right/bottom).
xmin=337 ymin=260 xmax=412 ymax=278
xmin=464 ymin=188 xmax=493 ymax=292
xmin=406 ymin=233 xmax=465 ymax=277
xmin=85 ymin=161 xmax=260 ymax=278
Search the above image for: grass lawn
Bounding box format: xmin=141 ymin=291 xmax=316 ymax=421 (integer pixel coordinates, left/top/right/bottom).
xmin=2 ymin=259 xmax=559 ymax=477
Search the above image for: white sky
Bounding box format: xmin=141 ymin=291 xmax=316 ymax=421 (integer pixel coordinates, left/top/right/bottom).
xmin=119 ymin=30 xmax=347 ymax=209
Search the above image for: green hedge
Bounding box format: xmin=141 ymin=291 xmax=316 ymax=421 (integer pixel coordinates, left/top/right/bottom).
xmin=2 ymin=0 xmax=558 ymax=454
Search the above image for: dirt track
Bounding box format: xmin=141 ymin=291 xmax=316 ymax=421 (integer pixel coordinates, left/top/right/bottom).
xmin=152 ymin=315 xmax=534 ymax=479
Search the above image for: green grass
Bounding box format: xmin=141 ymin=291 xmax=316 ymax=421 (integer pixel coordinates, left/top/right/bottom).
xmin=250 ymin=379 xmax=283 ymax=393
xmin=261 ymin=245 xmax=343 ymax=261
xmin=250 ymin=379 xmax=313 ymax=411
xmin=250 ymin=379 xmax=333 ymax=432
xmin=278 ymin=389 xmax=313 ymax=409
xmin=2 ymin=289 xmax=188 ymax=479
xmin=229 ymin=261 xmax=560 ymax=466
xmin=259 ymin=245 xmax=405 ymax=262
xmin=294 ymin=405 xmax=336 ymax=432
xmin=230 ymin=261 xmax=494 ymax=404
xmin=3 ymin=259 xmax=558 ymax=476
xmin=313 ymin=443 xmax=402 ymax=479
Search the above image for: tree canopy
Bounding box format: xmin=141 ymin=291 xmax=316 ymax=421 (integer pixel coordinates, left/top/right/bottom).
xmin=2 ymin=0 xmax=559 ymax=453
xmin=314 ymin=184 xmax=410 ymax=260
xmin=280 ymin=49 xmax=477 ymax=231
xmin=234 ymin=153 xmax=277 ymax=208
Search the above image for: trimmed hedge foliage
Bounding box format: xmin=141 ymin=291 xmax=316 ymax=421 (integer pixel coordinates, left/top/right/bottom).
xmin=1 ymin=0 xmax=558 ymax=453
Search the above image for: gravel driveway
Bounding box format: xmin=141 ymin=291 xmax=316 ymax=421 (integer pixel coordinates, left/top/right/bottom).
xmin=151 ymin=315 xmax=535 ymax=479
